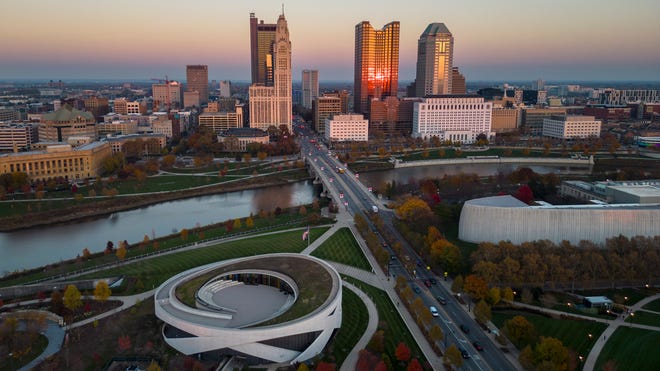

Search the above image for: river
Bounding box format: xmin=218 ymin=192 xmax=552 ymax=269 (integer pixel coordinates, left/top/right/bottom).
xmin=0 ymin=181 xmax=318 ymax=275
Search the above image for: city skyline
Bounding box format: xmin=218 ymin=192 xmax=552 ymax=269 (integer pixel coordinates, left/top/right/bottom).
xmin=1 ymin=0 xmax=659 ymax=82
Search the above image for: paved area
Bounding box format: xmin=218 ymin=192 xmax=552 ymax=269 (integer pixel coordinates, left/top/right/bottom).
xmin=339 ymin=281 xmax=378 ymax=371
xmin=19 ymin=321 xmax=65 ymax=371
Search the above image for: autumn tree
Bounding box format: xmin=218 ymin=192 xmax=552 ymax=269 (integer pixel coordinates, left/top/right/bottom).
xmin=464 ymin=274 xmax=488 ymax=301
xmin=444 ymin=344 xmax=464 ymax=369
xmin=407 ymin=359 xmax=423 ymax=371
xmin=118 ymin=335 xmax=132 ymax=351
xmin=63 ymin=284 xmax=82 ymax=312
xmin=429 ymin=324 xmax=443 ymax=345
xmin=395 ymin=197 xmax=435 ymax=233
xmin=147 ymin=359 xmax=162 ymax=371
xmin=315 ymin=362 xmax=336 ymax=371
xmin=116 ymin=243 xmax=127 ymax=260
xmin=451 ymin=275 xmax=464 ymax=293
xmin=180 ymin=228 xmax=189 ymax=241
xmin=94 ymin=281 xmax=112 ymax=302
xmin=233 ymin=218 xmax=242 ymax=229
xmin=299 ymin=205 xmax=308 ymax=215
xmin=82 ymin=248 xmax=91 ymax=259
xmin=395 ymin=342 xmax=411 ymax=362
xmin=297 ymin=364 xmax=309 ymax=371
xmin=245 ymin=216 xmax=254 ymax=228
xmin=502 ymin=287 xmax=515 ymax=302
xmin=503 ymin=315 xmax=537 ymax=348
xmin=474 ymin=300 xmax=492 ymax=324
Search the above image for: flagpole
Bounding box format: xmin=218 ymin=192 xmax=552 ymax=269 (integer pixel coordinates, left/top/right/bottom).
xmin=307 ymin=225 xmax=310 ymax=247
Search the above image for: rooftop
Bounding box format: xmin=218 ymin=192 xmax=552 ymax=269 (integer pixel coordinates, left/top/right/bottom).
xmin=41 ymin=104 xmax=95 ymax=122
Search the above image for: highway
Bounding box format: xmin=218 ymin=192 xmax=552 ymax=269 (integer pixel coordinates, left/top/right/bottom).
xmin=295 ymin=121 xmax=517 ymax=371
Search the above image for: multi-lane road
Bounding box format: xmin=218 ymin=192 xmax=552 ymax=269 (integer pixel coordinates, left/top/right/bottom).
xmin=295 ymin=121 xmax=517 ymax=371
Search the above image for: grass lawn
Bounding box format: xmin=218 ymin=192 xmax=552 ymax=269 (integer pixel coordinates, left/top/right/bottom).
xmin=642 ymin=298 xmax=660 ymax=312
xmin=0 ymin=334 xmax=48 ymax=371
xmin=399 ymin=147 xmax=566 ymax=162
xmin=342 ymin=276 xmax=431 ymax=370
xmin=625 ymin=310 xmax=660 ymax=327
xmin=491 ymin=309 xmax=607 ymax=358
xmin=323 ymin=287 xmax=369 ymax=366
xmin=594 ymin=327 xmax=660 ymax=371
xmin=79 ymin=227 xmax=330 ymax=294
xmin=311 ymin=227 xmax=372 ymax=271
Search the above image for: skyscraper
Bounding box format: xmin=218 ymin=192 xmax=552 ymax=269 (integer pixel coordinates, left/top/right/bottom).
xmin=354 ymin=21 xmax=400 ymax=117
xmin=249 ymin=11 xmax=292 ymax=132
xmin=302 ymin=70 xmax=319 ymax=109
xmin=250 ymin=13 xmax=277 ymax=86
xmin=186 ymin=65 xmax=209 ymax=105
xmin=415 ymin=23 xmax=453 ymax=97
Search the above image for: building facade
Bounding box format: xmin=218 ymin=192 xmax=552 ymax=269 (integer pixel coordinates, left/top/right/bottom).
xmin=0 ymin=142 xmax=111 ymax=182
xmin=0 ymin=122 xmax=39 ymax=151
xmin=218 ymin=128 xmax=269 ymax=152
xmin=312 ymin=95 xmax=341 ymax=135
xmin=186 ymin=65 xmax=209 ymax=105
xmin=412 ymin=95 xmax=492 ymax=143
xmin=301 ymin=70 xmax=319 ymax=109
xmin=199 ymin=111 xmax=243 ymax=134
xmin=415 ymin=23 xmax=453 ymax=97
xmin=354 ymin=21 xmax=400 ymax=116
xmin=219 ymin=80 xmax=232 ymax=98
xmin=451 ymin=67 xmax=466 ymax=95
xmin=38 ymin=105 xmax=97 ymax=143
xmin=97 ymin=121 xmax=138 ymax=138
xmin=83 ymin=96 xmax=109 ymax=121
xmin=250 ymin=13 xmax=277 ymax=86
xmin=324 ymin=114 xmax=369 ymax=142
xmin=542 ymin=115 xmax=601 ymax=139
xmin=599 ymin=89 xmax=659 ymax=105
xmin=152 ymin=82 xmax=182 ymax=110
xmin=491 ymin=108 xmax=519 ymax=133
xmin=248 ymin=12 xmax=292 ymax=132
xmin=521 ymin=107 xmax=567 ymax=136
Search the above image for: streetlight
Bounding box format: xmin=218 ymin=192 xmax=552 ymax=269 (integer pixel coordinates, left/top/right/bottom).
xmin=588 ymin=333 xmax=593 ymax=341
xmin=630 ymin=312 xmax=635 ymax=328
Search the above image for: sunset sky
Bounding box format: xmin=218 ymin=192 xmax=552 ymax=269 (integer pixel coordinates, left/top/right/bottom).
xmin=1 ymin=0 xmax=659 ymax=82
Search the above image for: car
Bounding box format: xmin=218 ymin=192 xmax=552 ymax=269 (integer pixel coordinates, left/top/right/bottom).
xmin=413 ymin=286 xmax=421 ymax=294
xmin=460 ymin=324 xmax=470 ymax=334
xmin=460 ymin=348 xmax=470 ymax=359
xmin=424 ymin=279 xmax=432 ymax=288
xmin=429 ymin=306 xmax=439 ymax=317
xmin=472 ymin=341 xmax=484 ymax=351
xmin=429 ymin=278 xmax=437 ymax=285
xmin=436 ymin=296 xmax=447 ymax=305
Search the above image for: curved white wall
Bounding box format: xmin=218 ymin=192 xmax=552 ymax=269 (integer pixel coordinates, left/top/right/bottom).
xmin=459 ymin=196 xmax=660 ymax=245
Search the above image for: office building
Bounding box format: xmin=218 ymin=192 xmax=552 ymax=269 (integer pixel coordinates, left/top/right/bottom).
xmin=83 ymin=96 xmax=109 ymax=121
xmin=415 ymin=23 xmax=453 ymax=97
xmin=103 ymin=134 xmax=167 ymax=155
xmin=451 ymin=67 xmax=466 ymax=95
xmin=491 ymin=108 xmax=520 ymax=133
xmin=113 ymin=98 xmax=146 ymax=115
xmin=183 ymin=91 xmax=200 ymax=108
xmin=312 ymin=95 xmax=341 ymax=135
xmin=250 ymin=13 xmax=277 ymax=86
xmin=412 ymin=95 xmax=492 ymax=143
xmin=249 ymin=12 xmax=292 ymax=132
xmin=325 ymin=114 xmax=369 ymax=142
xmin=521 ymin=107 xmax=568 ymax=135
xmin=186 ymin=65 xmax=209 ymax=105
xmin=0 ymin=142 xmax=111 ymax=182
xmin=542 ymin=115 xmax=601 ymax=139
xmin=219 ymin=81 xmax=232 ymax=98
xmin=354 ymin=21 xmax=400 ymax=116
xmin=38 ymin=104 xmax=97 ymax=143
xmin=199 ymin=105 xmax=244 ymax=134
xmin=152 ymin=81 xmax=182 ymax=110
xmin=0 ymin=109 xmax=20 ymax=122
xmin=0 ymin=122 xmax=39 ymax=152
xmin=302 ymin=70 xmax=319 ymax=109
xmin=97 ymin=120 xmax=138 ymax=138
xmin=537 ymin=90 xmax=548 ymax=106
xmin=218 ymin=128 xmax=270 ymax=152
xmin=370 ymin=97 xmax=420 ymax=135
xmin=599 ymin=89 xmax=659 ymax=105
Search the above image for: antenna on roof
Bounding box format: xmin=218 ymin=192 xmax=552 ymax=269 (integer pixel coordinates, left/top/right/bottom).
xmin=282 ymin=3 xmax=284 ymax=15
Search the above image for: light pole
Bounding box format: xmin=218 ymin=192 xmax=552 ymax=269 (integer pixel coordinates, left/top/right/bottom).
xmin=630 ymin=312 xmax=634 ymax=328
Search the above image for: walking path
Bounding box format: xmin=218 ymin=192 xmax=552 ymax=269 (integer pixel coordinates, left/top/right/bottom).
xmin=339 ymin=281 xmax=379 ymax=371
xmin=19 ymin=321 xmax=65 ymax=371
xmin=583 ymin=293 xmax=660 ymax=371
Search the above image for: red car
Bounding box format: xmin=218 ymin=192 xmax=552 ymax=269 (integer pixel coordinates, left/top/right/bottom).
xmin=424 ymin=280 xmax=432 ymax=288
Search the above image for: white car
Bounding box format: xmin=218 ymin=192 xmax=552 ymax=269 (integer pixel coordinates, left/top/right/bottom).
xmin=430 ymin=306 xmax=439 ymax=317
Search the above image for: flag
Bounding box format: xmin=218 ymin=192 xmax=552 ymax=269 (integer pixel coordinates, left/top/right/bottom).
xmin=302 ymin=226 xmax=310 ymax=241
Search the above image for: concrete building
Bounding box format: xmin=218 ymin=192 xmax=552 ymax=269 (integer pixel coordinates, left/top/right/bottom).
xmin=415 ymin=23 xmax=453 ymax=97
xmin=312 ymin=95 xmax=341 ymax=135
xmin=38 ymin=104 xmax=97 ymax=143
xmin=152 ymin=81 xmax=182 ymax=110
xmin=113 ymin=99 xmax=147 ymax=115
xmin=183 ymin=91 xmax=200 ymax=109
xmin=83 ymin=96 xmax=109 ymax=121
xmin=412 ymin=95 xmax=492 ymax=143
xmin=542 ymin=115 xmax=601 ymax=139
xmin=0 ymin=109 xmax=20 ymax=122
xmin=560 ymin=180 xmax=660 ymax=204
xmin=250 ymin=13 xmax=277 ymax=86
xmin=219 ymin=80 xmax=232 ymax=98
xmin=154 ymin=254 xmax=342 ymax=365
xmin=0 ymin=142 xmax=111 ymax=182
xmin=0 ymin=122 xmax=39 ymax=151
xmin=521 ymin=107 xmax=567 ymax=136
xmin=199 ymin=109 xmax=243 ymax=134
xmin=536 ymin=90 xmax=547 ymax=106
xmin=186 ymin=65 xmax=209 ymax=105
xmin=370 ymin=97 xmax=420 ymax=135
xmin=599 ymin=89 xmax=659 ymax=105
xmin=451 ymin=67 xmax=466 ymax=95
xmin=354 ymin=21 xmax=399 ymax=116
xmin=102 ymin=134 xmax=167 ymax=155
xmin=324 ymin=114 xmax=369 ymax=142
xmin=583 ymin=105 xmax=632 ymax=122
xmin=491 ymin=108 xmax=519 ymax=133
xmin=218 ymin=128 xmax=269 ymax=152
xmin=249 ymin=12 xmax=292 ymax=132
xmin=301 ymin=70 xmax=319 ymax=109
xmin=458 ymin=195 xmax=660 ymax=245
xmin=97 ymin=121 xmax=138 ymax=138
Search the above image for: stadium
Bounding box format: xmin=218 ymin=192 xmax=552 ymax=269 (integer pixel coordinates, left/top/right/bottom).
xmin=154 ymin=253 xmax=342 ymax=365
xmin=459 ymin=195 xmax=660 ymax=245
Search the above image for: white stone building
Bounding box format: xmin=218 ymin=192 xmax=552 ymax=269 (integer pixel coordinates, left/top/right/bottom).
xmin=542 ymin=115 xmax=601 ymax=139
xmin=324 ymin=114 xmax=368 ymax=142
xmin=412 ymin=95 xmax=492 ymax=143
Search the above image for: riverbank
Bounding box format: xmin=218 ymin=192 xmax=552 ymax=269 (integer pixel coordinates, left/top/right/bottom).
xmin=0 ymin=170 xmax=312 ymax=232
xmin=394 ymin=156 xmax=594 ymax=168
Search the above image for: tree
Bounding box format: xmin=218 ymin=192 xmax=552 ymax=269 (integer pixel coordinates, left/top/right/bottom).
xmin=118 ymin=335 xmax=132 ymax=351
xmin=451 ymin=275 xmax=464 ymax=293
xmin=315 ymin=362 xmax=336 ymax=371
xmin=444 ymin=344 xmax=464 ymax=369
xmin=233 ymin=218 xmax=242 ymax=229
xmin=429 ymin=324 xmax=443 ymax=345
xmin=180 ymin=228 xmax=189 ymax=241
xmin=395 ymin=342 xmax=411 ymax=362
xmin=532 ymin=337 xmax=570 ymax=371
xmin=147 ymin=359 xmax=162 ymax=371
xmin=50 ymin=290 xmax=63 ymax=312
xmin=297 ymin=364 xmax=309 ymax=371
xmin=487 ymin=287 xmax=501 ymax=305
xmin=245 ymin=216 xmax=254 ymax=228
xmin=94 ymin=281 xmax=112 ymax=302
xmin=502 ymin=287 xmax=515 ymax=302
xmin=116 ymin=243 xmax=127 ymax=260
xmin=514 ymin=184 xmax=534 ymax=204
xmin=407 ymin=359 xmax=423 ymax=371
xmin=367 ymin=330 xmax=385 ymax=353
xmin=82 ymin=248 xmax=91 ymax=259
xmin=299 ymin=205 xmax=308 ymax=215
xmin=464 ymin=274 xmax=488 ymax=301
xmin=63 ymin=284 xmax=82 ymax=312
xmin=503 ymin=315 xmax=537 ymax=348
xmin=474 ymin=300 xmax=492 ymax=324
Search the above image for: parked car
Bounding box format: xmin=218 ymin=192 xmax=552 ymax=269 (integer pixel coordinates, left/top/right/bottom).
xmin=473 ymin=341 xmax=484 ymax=351
xmin=430 ymin=306 xmax=439 ymax=317
xmin=460 ymin=324 xmax=470 ymax=334
xmin=436 ymin=296 xmax=447 ymax=305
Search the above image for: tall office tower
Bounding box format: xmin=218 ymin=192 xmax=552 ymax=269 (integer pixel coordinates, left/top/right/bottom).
xmin=451 ymin=67 xmax=466 ymax=94
xmin=302 ymin=70 xmax=319 ymax=109
xmin=219 ymin=80 xmax=232 ymax=98
xmin=532 ymin=78 xmax=545 ymax=91
xmin=249 ymin=11 xmax=292 ymax=132
xmin=354 ymin=21 xmax=400 ymax=117
xmin=186 ymin=65 xmax=209 ymax=105
xmin=152 ymin=81 xmax=182 ymax=110
xmin=312 ymin=94 xmax=341 ymax=135
xmin=415 ymin=23 xmax=453 ymax=97
xmin=250 ymin=13 xmax=277 ymax=86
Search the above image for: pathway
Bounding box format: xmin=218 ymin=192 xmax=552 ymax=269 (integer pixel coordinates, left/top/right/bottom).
xmin=339 ymin=281 xmax=379 ymax=371
xmin=19 ymin=321 xmax=65 ymax=371
xmin=583 ymin=293 xmax=660 ymax=371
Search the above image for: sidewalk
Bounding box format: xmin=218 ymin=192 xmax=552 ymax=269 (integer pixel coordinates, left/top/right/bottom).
xmin=339 ymin=281 xmax=379 ymax=371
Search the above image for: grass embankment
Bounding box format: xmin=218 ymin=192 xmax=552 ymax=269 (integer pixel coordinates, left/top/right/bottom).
xmin=491 ymin=310 xmax=607 ymax=358
xmin=327 ymin=287 xmax=369 ymax=366
xmin=594 ymin=327 xmax=660 ymax=371
xmin=625 ymin=310 xmax=660 ymax=326
xmin=399 ymin=147 xmax=566 ymax=162
xmin=343 ymin=276 xmax=430 ymax=370
xmin=311 ymin=227 xmax=372 ymax=271
xmin=643 ymin=298 xmax=660 ymax=312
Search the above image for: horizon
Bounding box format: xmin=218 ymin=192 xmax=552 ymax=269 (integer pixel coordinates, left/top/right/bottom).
xmin=1 ymin=0 xmax=659 ymax=82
